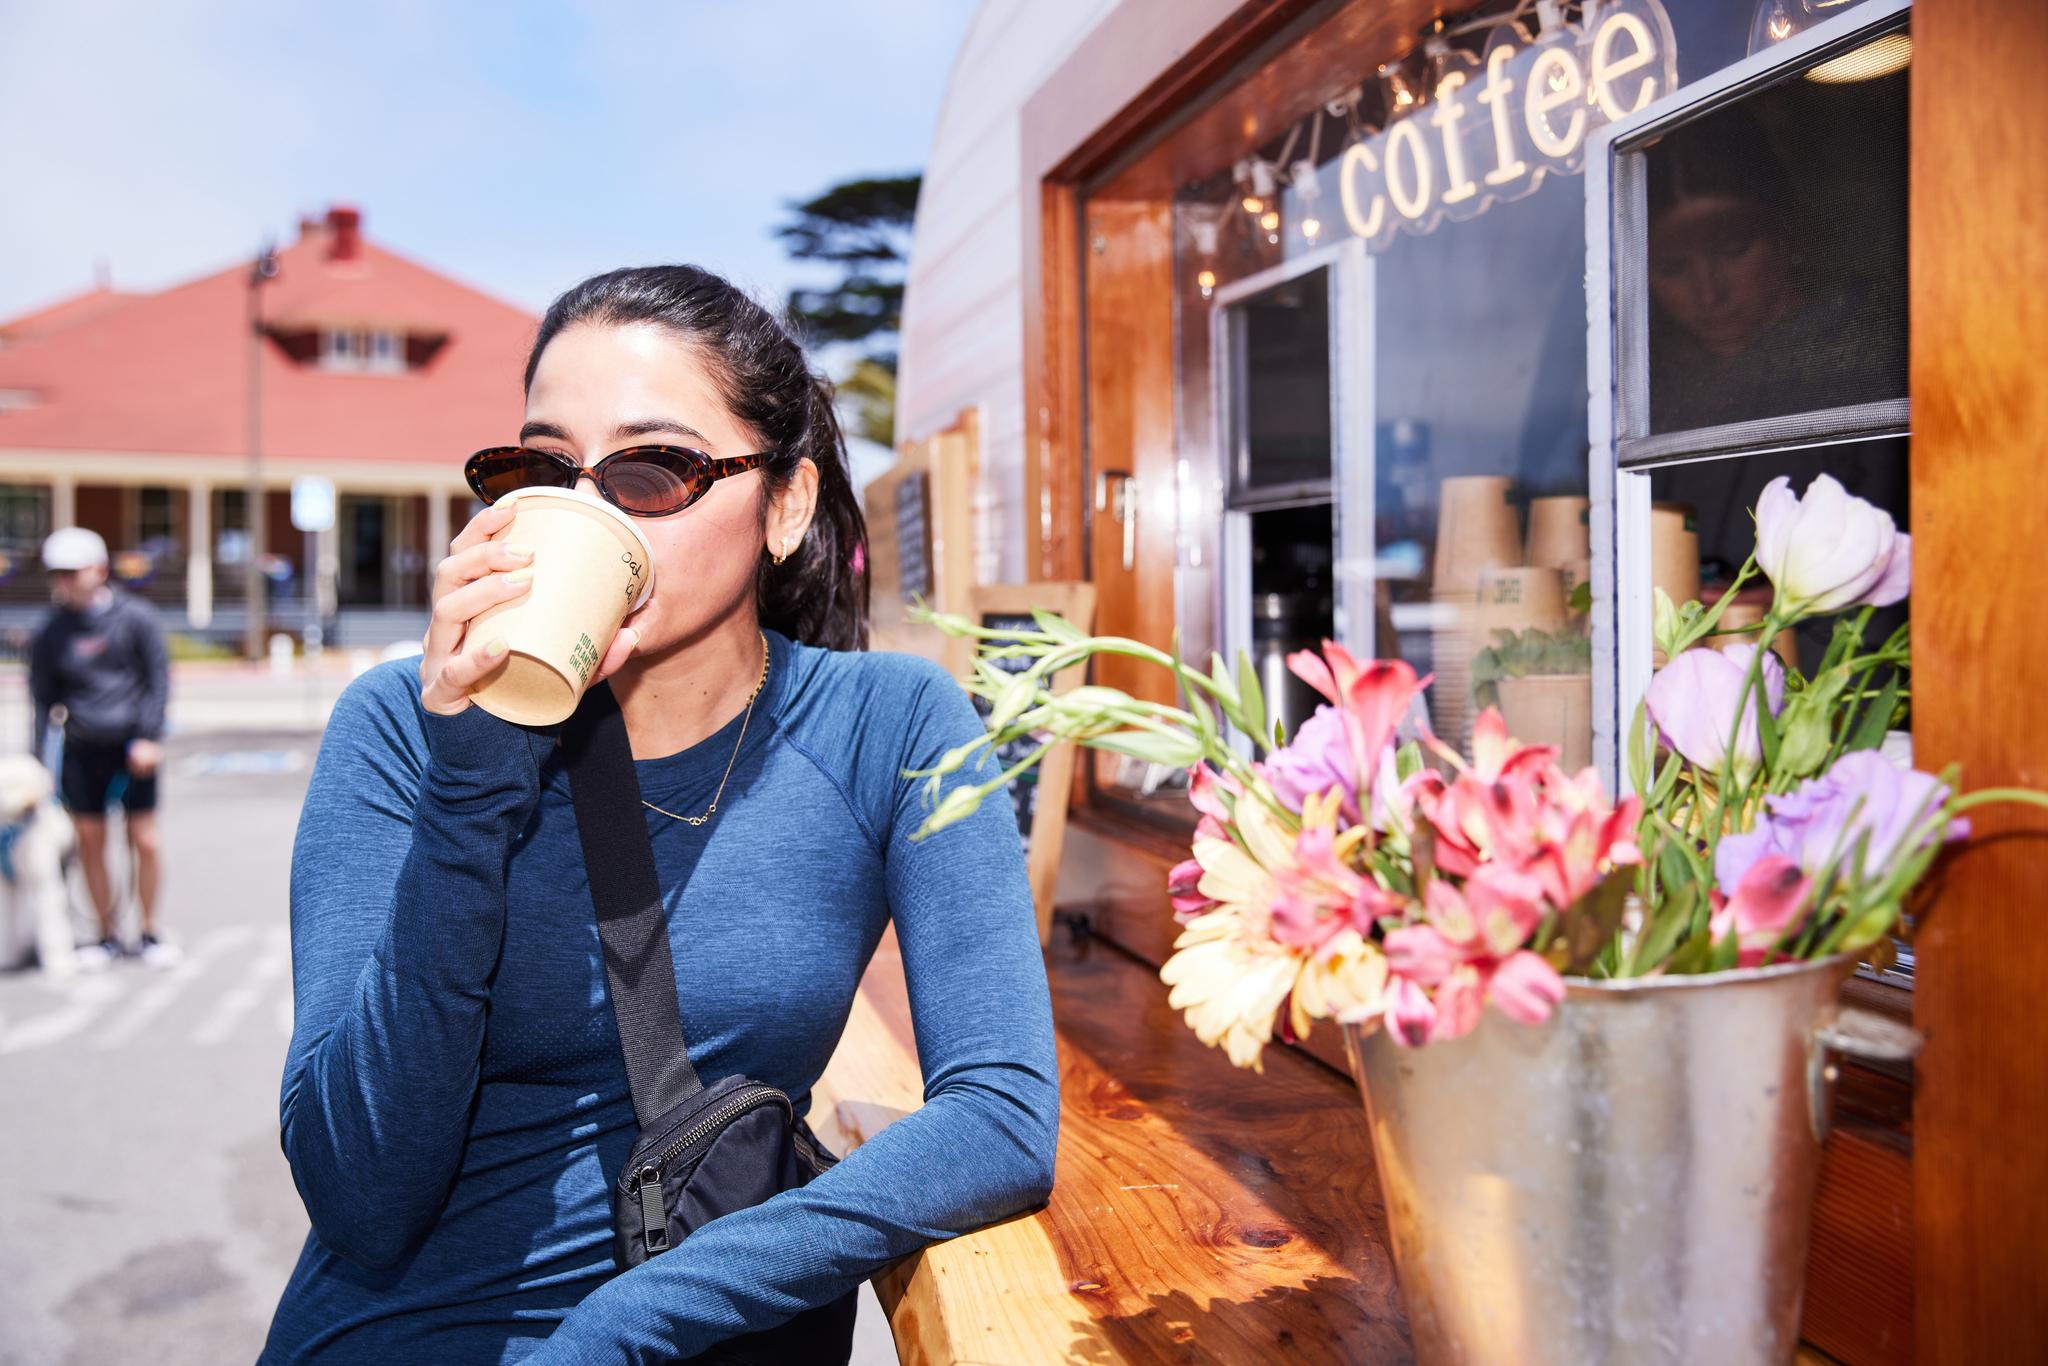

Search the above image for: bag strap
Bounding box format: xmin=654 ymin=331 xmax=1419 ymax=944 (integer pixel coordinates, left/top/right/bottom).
xmin=562 ymin=682 xmax=703 ymax=1127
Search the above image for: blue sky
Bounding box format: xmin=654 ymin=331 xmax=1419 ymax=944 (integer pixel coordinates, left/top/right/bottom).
xmin=0 ymin=1 xmax=974 ymax=334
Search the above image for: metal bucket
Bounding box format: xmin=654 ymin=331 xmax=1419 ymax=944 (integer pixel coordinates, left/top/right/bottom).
xmin=1343 ymin=956 xmax=1917 ymax=1366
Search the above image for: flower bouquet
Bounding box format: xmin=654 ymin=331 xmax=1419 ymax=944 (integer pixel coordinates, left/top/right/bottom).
xmin=910 ymin=473 xmax=2044 ymax=1364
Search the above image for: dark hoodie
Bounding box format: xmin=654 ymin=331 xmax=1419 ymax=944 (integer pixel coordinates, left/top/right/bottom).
xmin=28 ymin=587 xmax=169 ymax=755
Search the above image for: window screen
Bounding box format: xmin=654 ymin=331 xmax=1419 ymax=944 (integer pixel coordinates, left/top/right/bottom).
xmin=1620 ymin=21 xmax=1909 ymax=452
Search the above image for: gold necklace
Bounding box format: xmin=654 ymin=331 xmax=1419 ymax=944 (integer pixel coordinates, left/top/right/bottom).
xmin=640 ymin=631 xmax=770 ymax=827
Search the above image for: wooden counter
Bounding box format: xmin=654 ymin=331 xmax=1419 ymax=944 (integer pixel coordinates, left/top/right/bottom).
xmin=809 ymin=924 xmax=1413 ymax=1364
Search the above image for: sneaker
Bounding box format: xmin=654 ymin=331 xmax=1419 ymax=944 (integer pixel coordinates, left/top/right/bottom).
xmin=74 ymin=938 xmax=124 ymax=973
xmin=138 ymin=934 xmax=184 ymax=970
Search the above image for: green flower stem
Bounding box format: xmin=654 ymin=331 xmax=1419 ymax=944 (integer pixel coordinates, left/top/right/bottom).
xmin=1947 ymin=787 xmax=2048 ymax=814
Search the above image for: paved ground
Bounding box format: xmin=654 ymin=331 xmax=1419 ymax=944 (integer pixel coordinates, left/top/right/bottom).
xmin=0 ymin=664 xmax=897 ymax=1364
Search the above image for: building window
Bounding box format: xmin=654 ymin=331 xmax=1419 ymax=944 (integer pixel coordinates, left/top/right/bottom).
xmin=320 ymin=327 xmax=408 ymax=373
xmin=0 ymin=483 xmax=51 ymax=553
xmin=135 ymin=486 xmax=180 ymax=555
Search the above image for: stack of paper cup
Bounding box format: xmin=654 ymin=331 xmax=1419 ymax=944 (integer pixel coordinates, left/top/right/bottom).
xmin=1433 ymin=477 xmax=1522 ymax=596
xmin=1474 ymin=566 xmax=1569 ymax=646
xmin=1430 ymin=477 xmax=1519 ymax=754
xmin=1649 ymin=501 xmax=1701 ymax=609
xmin=1524 ymin=496 xmax=1591 ymax=571
xmin=1496 ymin=675 xmax=1593 ymax=772
xmin=467 ymin=488 xmax=655 ymax=726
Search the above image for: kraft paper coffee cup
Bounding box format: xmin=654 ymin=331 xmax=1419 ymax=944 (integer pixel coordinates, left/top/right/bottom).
xmin=1649 ymin=501 xmax=1701 ymax=610
xmin=1433 ymin=476 xmax=1520 ymax=596
xmin=1525 ymin=496 xmax=1591 ymax=570
xmin=467 ymin=488 xmax=654 ymax=727
xmin=1475 ymin=565 xmax=1569 ymax=642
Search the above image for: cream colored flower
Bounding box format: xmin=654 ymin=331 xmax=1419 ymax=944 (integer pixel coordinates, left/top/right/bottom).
xmin=1160 ymin=909 xmax=1298 ymax=1072
xmin=1289 ymin=929 xmax=1391 ymax=1040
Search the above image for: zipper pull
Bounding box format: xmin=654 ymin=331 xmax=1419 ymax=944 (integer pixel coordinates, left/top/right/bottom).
xmin=636 ymin=1166 xmax=670 ymax=1254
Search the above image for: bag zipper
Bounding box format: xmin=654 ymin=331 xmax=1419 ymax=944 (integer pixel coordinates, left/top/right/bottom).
xmin=623 ymin=1084 xmax=792 ymax=1254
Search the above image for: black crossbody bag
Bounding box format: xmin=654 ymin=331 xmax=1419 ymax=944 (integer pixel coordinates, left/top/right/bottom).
xmin=561 ymin=683 xmax=856 ymax=1362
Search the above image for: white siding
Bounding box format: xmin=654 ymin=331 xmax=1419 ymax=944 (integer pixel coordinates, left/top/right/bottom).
xmin=896 ymin=0 xmax=1122 ymax=583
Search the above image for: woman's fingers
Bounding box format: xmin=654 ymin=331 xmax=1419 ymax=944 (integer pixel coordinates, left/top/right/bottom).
xmin=430 ymin=568 xmax=533 ymax=634
xmin=592 ymin=626 xmax=639 ymax=685
xmin=450 ymin=501 xmax=515 ymax=555
xmin=422 ymin=635 xmax=514 ymax=715
xmin=424 ymin=539 xmax=534 ymax=662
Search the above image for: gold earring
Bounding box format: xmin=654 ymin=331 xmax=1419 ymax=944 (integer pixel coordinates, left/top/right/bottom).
xmin=771 ymin=535 xmax=794 ymax=566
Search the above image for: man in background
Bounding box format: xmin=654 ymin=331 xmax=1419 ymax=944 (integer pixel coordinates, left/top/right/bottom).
xmin=28 ymin=527 xmax=175 ymax=969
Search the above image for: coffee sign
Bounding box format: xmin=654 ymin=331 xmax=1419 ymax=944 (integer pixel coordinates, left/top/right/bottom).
xmin=1334 ymin=1 xmax=1677 ymax=249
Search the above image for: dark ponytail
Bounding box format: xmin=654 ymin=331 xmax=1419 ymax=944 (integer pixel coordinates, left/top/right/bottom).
xmin=524 ymin=265 xmax=870 ymax=651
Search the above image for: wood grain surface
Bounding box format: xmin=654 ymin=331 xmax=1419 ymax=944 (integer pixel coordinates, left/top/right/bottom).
xmin=812 ymin=925 xmax=1412 ymax=1364
xmin=1909 ymin=1 xmax=2048 ymax=1361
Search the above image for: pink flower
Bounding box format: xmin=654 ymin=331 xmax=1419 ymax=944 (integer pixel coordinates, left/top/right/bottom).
xmin=1487 ymin=951 xmax=1567 ymax=1024
xmin=1644 ymin=642 xmax=1786 ymax=776
xmin=1379 ymin=872 xmax=1567 ymax=1046
xmin=1284 ymin=644 xmax=1425 ymax=815
xmin=1386 ymin=976 xmax=1439 ymax=1047
xmin=1755 ymin=473 xmax=1910 ymax=618
xmin=1269 ymin=822 xmax=1403 ymax=952
xmin=1168 ymin=857 xmax=1213 ymax=923
xmin=1707 ymin=854 xmax=1812 ymax=967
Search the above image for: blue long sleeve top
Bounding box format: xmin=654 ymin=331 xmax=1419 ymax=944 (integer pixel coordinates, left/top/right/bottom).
xmin=263 ymin=631 xmax=1059 ymax=1362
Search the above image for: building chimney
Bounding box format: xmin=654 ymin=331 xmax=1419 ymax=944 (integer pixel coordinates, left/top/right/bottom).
xmin=327 ymin=205 xmax=362 ymax=261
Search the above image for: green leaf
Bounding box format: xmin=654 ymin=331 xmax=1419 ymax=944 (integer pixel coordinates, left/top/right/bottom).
xmin=1568 ymin=579 xmax=1593 ymax=615
xmin=1088 ymin=728 xmax=1204 ymax=769
xmin=1843 ymin=671 xmax=1902 ymax=755
xmin=1030 ymin=608 xmax=1084 ymax=644
xmin=1558 ymin=867 xmax=1633 ymax=973
xmin=1627 ymin=880 xmax=1698 ymax=977
xmin=1666 ymin=923 xmax=1716 ymax=975
xmin=1395 ymin=740 xmax=1424 ymax=783
xmin=1235 ymin=650 xmax=1270 ymax=753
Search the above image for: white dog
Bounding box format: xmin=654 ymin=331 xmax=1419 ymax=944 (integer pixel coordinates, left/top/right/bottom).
xmin=0 ymin=754 xmax=80 ymax=979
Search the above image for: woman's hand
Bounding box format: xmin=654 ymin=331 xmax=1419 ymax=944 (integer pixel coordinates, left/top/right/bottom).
xmin=420 ymin=504 xmax=638 ymax=716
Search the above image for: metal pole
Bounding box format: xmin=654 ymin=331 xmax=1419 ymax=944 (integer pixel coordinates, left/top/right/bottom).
xmin=243 ymin=245 xmax=276 ymax=660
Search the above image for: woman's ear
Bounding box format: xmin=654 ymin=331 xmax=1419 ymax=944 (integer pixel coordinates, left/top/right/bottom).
xmin=766 ymin=457 xmax=820 ymax=560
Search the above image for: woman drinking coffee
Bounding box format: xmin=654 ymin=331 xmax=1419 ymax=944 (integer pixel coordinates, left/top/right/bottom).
xmin=262 ymin=266 xmax=1058 ymax=1363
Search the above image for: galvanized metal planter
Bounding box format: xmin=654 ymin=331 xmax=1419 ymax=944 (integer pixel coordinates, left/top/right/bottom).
xmin=1343 ymin=955 xmax=1917 ymax=1366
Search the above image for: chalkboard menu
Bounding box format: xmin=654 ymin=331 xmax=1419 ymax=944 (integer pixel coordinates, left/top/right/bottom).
xmin=972 ymin=612 xmax=1044 ymax=852
xmin=894 ymin=472 xmax=933 ymax=604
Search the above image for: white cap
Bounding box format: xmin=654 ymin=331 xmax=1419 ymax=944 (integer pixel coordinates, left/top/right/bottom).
xmin=41 ymin=526 xmax=109 ymax=571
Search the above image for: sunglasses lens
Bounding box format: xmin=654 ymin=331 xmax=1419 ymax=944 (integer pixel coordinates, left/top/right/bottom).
xmin=602 ymin=450 xmax=707 ymax=515
xmin=468 ymin=449 xmax=571 ymax=503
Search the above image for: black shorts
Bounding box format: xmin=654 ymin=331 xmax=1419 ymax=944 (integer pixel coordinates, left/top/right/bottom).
xmin=59 ymin=737 xmax=159 ymax=815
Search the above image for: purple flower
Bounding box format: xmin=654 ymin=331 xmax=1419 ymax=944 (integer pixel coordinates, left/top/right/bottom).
xmin=1267 ymin=705 xmax=1362 ymax=823
xmin=1716 ymin=750 xmax=1969 ymax=895
xmin=1266 ymin=704 xmax=1405 ymax=829
xmin=1644 ymin=642 xmax=1786 ymax=777
xmin=1755 ymin=474 xmax=1911 ymax=618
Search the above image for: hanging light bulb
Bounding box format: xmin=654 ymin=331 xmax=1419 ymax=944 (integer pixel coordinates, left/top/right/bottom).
xmin=1379 ymin=55 xmax=1424 ymax=115
xmin=1234 ymin=159 xmax=1262 ymax=216
xmin=1290 ymin=159 xmax=1322 ymax=243
xmin=1259 ymin=208 xmax=1281 ymax=244
xmin=1422 ymin=34 xmax=1471 ymax=96
xmin=1196 ymin=268 xmax=1217 ymax=299
xmin=1747 ymin=0 xmax=1859 ymax=55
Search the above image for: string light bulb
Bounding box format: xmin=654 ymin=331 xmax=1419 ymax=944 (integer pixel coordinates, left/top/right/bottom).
xmin=1290 ymin=158 xmax=1323 ymax=243
xmin=1747 ymin=0 xmax=1857 ymax=54
xmin=1196 ymin=268 xmax=1217 ymax=298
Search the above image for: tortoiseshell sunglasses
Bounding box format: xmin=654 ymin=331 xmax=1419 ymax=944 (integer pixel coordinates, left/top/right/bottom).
xmin=464 ymin=445 xmax=772 ymax=518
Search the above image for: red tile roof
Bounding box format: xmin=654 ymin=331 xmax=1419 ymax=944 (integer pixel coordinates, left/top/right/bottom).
xmin=0 ymin=209 xmax=538 ymax=469
xmin=0 ymin=286 xmax=144 ymax=343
